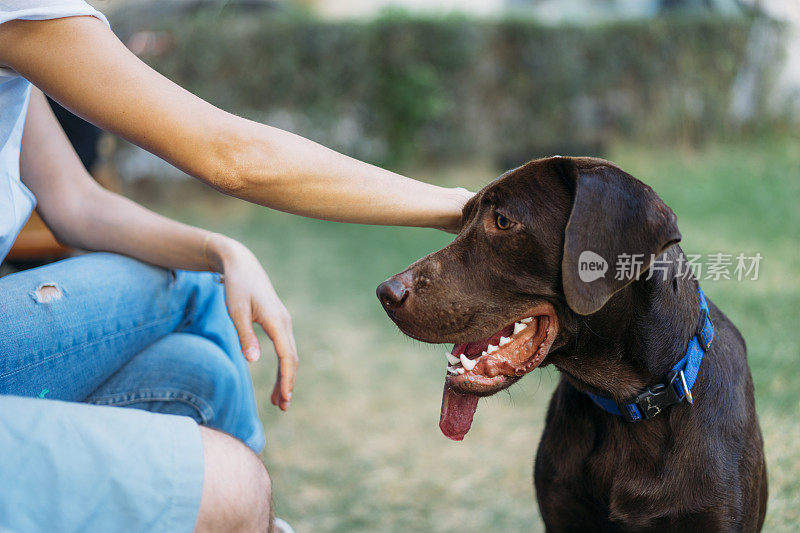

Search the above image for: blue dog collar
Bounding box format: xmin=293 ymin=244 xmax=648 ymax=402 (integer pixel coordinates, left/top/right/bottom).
xmin=586 ymin=286 xmax=714 ymax=422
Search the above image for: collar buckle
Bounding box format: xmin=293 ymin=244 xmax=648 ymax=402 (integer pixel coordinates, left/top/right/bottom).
xmin=619 ymin=369 xmax=687 ymax=422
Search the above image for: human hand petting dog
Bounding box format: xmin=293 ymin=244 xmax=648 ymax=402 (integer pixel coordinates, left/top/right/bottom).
xmin=438 ymin=187 xmax=475 ymax=233
xmin=213 ymin=235 xmax=298 ymax=412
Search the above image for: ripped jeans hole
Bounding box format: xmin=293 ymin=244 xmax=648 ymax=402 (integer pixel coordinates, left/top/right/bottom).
xmin=32 ymin=283 xmax=63 ymax=304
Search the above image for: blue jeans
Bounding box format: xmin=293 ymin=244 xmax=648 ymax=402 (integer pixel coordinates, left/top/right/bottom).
xmin=0 ymin=253 xmax=266 ymax=532
xmin=0 ymin=252 xmax=264 ymax=452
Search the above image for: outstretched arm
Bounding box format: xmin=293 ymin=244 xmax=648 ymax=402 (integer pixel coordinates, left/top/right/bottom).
xmin=0 ymin=15 xmax=470 ymax=231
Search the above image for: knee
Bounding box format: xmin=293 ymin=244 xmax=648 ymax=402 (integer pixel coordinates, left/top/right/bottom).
xmin=196 ymin=427 xmax=273 ymax=533
xmin=186 ymin=335 xmax=241 ymax=412
xmin=155 ymin=333 xmax=265 ymax=452
xmin=152 ymin=334 xmax=240 ymax=420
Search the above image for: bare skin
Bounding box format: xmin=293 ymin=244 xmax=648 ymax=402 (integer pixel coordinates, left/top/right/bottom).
xmin=197 ymin=427 xmax=273 ymax=533
xmin=0 ymin=13 xmax=473 ymax=531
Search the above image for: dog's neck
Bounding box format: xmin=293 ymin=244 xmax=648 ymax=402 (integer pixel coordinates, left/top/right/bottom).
xmin=554 ymin=246 xmax=702 ymax=401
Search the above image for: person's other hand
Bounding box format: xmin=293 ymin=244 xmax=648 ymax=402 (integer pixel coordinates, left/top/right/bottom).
xmin=218 ymin=237 xmax=298 ymax=411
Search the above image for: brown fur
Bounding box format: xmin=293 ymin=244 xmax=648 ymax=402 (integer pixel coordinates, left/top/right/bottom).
xmin=378 ymin=157 xmax=767 ymax=531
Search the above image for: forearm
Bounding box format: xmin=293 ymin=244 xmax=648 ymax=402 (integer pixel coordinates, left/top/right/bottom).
xmin=225 ymin=121 xmax=467 ymax=228
xmin=57 ymin=186 xmax=236 ymax=274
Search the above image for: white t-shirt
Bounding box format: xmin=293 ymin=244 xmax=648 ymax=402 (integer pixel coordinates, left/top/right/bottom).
xmin=0 ymin=0 xmax=109 ymax=263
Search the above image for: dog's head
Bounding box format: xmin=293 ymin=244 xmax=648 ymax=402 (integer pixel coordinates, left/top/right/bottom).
xmin=377 ymin=156 xmax=681 ymax=440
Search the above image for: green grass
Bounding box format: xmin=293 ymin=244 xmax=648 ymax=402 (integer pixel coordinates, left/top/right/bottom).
xmin=145 ymin=136 xmax=800 ymax=532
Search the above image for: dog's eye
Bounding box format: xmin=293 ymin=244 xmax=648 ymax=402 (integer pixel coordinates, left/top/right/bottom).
xmin=495 ymin=213 xmax=512 ymax=230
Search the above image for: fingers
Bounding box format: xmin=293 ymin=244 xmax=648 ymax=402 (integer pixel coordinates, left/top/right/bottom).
xmin=230 ymin=306 xmax=261 ymax=362
xmin=257 ymin=309 xmax=298 ymax=411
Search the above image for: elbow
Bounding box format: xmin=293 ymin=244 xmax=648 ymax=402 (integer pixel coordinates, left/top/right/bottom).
xmin=197 ymin=141 xmax=247 ymax=196
xmin=36 ymin=186 xmax=95 ymax=248
xmin=197 ymin=134 xmax=255 ymax=198
xmin=197 ymin=127 xmax=284 ymax=200
xmin=203 ymin=161 xmax=247 ymax=197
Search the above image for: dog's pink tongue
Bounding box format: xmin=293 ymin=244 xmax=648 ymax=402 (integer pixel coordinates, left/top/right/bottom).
xmin=439 ymin=384 xmax=479 ymax=441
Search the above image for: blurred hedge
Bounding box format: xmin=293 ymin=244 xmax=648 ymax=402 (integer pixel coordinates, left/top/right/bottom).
xmin=133 ymin=11 xmax=772 ymax=167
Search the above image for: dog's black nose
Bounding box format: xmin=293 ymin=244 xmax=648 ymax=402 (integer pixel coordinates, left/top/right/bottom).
xmin=377 ymin=278 xmax=409 ymax=310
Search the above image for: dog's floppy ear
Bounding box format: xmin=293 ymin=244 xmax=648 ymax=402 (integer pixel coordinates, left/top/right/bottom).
xmin=557 ymin=157 xmax=681 ymax=315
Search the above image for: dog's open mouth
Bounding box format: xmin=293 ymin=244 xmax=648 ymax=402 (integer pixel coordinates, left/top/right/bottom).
xmin=440 ymin=304 xmax=558 ymax=441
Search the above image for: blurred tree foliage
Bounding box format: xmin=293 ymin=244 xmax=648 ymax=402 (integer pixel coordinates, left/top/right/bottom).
xmin=138 ymin=10 xmax=778 ymax=167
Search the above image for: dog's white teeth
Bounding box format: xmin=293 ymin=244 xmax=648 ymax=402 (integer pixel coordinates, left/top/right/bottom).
xmin=447 ymin=366 xmax=458 ymax=375
xmin=499 ymin=336 xmax=511 ymax=346
xmin=457 ymin=367 xmax=465 ymax=374
xmin=487 ymin=344 xmax=498 ymax=354
xmin=521 ymin=317 xmax=533 ymax=324
xmin=460 ymin=354 xmax=477 ymax=371
xmin=513 ymin=322 xmax=527 ymax=335
xmin=446 ymin=352 xmax=460 ymax=365
xmin=481 ymin=350 xmax=488 ymax=357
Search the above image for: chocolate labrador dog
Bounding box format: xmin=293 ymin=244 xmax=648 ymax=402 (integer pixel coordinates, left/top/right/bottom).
xmin=377 ymin=157 xmax=767 ymax=531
